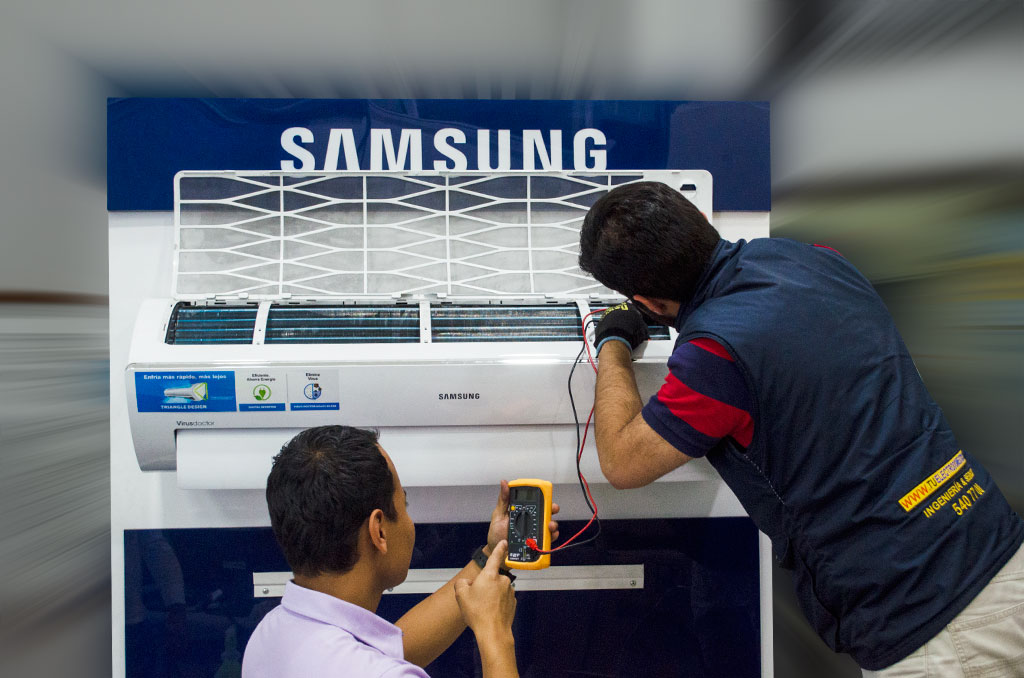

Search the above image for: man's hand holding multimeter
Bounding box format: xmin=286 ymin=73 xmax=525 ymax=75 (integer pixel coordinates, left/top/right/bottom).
xmin=485 ymin=480 xmax=559 ymax=570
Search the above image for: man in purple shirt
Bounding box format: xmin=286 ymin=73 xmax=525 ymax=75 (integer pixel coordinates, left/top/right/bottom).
xmin=243 ymin=425 xmax=557 ymax=678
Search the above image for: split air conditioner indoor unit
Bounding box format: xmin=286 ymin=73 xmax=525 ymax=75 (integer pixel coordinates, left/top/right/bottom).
xmin=125 ymin=170 xmax=713 ymax=488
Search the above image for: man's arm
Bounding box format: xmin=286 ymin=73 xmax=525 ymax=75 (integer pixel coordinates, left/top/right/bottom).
xmin=394 ymin=555 xmax=484 ymax=667
xmin=395 ymin=483 xmax=558 ymax=668
xmin=595 ymin=341 xmax=693 ymax=489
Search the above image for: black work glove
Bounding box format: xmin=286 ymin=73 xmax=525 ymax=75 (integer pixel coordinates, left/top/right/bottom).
xmin=594 ymin=302 xmax=649 ymax=356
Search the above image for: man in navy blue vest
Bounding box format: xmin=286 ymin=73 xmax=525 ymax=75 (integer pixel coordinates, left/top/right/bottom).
xmin=579 ymin=181 xmax=1024 ymax=675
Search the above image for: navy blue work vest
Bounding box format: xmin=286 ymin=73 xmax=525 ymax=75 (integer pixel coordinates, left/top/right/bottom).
xmin=674 ymin=238 xmax=1023 ymax=669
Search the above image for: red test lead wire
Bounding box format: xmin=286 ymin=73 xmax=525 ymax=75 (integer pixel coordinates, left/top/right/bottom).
xmin=581 ymin=307 xmax=606 ymax=373
xmin=528 ymin=404 xmax=599 ymax=554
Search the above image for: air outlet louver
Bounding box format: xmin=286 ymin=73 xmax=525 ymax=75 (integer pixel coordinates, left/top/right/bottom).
xmin=265 ymin=305 xmax=420 ymax=344
xmin=165 ymin=303 xmax=258 ymax=344
xmin=431 ymin=305 xmax=583 ymax=343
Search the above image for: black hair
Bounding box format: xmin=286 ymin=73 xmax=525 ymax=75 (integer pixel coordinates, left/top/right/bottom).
xmin=266 ymin=425 xmax=397 ymax=577
xmin=579 ymin=181 xmax=720 ymax=302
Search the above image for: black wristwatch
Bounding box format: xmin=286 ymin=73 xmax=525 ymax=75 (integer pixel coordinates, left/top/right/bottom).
xmin=472 ymin=545 xmax=516 ymax=582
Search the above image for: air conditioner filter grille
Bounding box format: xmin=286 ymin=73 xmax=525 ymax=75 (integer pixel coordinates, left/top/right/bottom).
xmin=173 ymin=170 xmax=712 ymax=300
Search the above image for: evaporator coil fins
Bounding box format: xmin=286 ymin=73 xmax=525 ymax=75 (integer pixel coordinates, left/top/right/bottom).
xmin=647 ymin=324 xmax=671 ymax=341
xmin=163 ymin=301 xmax=667 ymax=345
xmin=265 ymin=305 xmax=420 ymax=344
xmin=164 ymin=303 xmax=259 ymax=344
xmin=431 ymin=304 xmax=584 ymax=342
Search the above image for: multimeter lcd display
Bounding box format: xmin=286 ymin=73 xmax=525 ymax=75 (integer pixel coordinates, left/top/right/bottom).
xmin=507 ymin=486 xmax=543 ymax=563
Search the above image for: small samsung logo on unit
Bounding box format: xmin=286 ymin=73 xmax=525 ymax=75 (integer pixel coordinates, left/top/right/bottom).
xmin=438 ymin=393 xmax=481 ymax=400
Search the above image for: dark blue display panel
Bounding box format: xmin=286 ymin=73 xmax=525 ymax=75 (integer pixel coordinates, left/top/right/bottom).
xmin=125 ymin=518 xmax=760 ymax=678
xmin=134 ymin=371 xmax=237 ymax=412
xmin=107 ymin=98 xmax=769 ymax=212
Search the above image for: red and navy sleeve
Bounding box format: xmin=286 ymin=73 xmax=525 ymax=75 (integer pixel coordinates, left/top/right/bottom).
xmin=640 ymin=337 xmax=754 ymax=457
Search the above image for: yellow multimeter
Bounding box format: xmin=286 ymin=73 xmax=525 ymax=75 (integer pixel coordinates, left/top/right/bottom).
xmin=504 ymin=479 xmax=553 ymax=570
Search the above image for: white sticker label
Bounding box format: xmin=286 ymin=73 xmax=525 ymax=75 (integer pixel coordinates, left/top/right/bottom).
xmin=288 ymin=369 xmax=340 ymax=411
xmin=236 ymin=370 xmax=287 ymax=412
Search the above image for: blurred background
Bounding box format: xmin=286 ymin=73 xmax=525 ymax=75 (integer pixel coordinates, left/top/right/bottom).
xmin=0 ymin=1 xmax=1020 ymax=676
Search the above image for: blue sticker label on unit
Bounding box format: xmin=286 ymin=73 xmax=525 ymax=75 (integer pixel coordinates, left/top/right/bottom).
xmin=135 ymin=371 xmax=237 ymax=412
xmin=291 ymin=402 xmax=340 ymax=411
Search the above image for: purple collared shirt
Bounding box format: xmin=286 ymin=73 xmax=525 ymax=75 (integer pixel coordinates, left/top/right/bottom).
xmin=242 ymin=581 xmax=430 ymax=678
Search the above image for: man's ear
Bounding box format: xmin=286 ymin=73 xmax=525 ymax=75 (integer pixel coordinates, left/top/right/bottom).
xmin=367 ymin=508 xmax=388 ymax=555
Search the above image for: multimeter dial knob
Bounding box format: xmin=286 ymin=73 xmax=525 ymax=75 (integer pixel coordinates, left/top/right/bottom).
xmin=509 ymin=505 xmax=537 ymax=540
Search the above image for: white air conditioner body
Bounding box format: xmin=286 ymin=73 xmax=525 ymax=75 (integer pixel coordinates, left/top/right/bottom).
xmin=126 ymin=297 xmax=678 ymax=485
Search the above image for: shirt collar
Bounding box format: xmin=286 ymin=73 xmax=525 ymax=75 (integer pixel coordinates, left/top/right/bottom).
xmin=280 ymin=580 xmax=405 ymax=659
xmin=674 ymin=238 xmax=742 ymax=331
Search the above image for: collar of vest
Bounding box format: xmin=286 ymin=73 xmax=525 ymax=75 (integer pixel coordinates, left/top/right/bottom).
xmin=673 ymin=238 xmax=744 ymax=332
